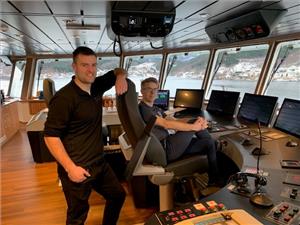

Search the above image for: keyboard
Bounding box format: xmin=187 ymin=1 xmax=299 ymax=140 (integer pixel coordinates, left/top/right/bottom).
xmin=174 ymin=109 xmax=203 ymax=118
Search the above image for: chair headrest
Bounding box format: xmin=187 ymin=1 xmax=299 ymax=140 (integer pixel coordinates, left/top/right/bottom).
xmin=43 ymin=78 xmax=56 ymax=108
xmin=116 ymin=79 xmax=167 ymax=166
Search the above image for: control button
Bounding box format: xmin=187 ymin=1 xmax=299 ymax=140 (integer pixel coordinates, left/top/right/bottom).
xmin=283 ymin=204 xmax=289 ymax=209
xmin=288 ymin=212 xmax=295 ymax=217
xmin=168 ymin=212 xmax=175 ymax=216
xmin=218 ymin=203 xmax=226 ymax=210
xmin=284 ymin=216 xmax=291 ymax=222
xmin=189 ymin=213 xmax=196 ymax=218
xmin=171 ymin=217 xmax=179 ymax=222
xmin=180 ymin=215 xmax=188 ymax=220
xmin=280 ymin=207 xmax=287 ymax=212
xmin=290 ymin=193 xmax=297 ymax=199
xmin=293 ymin=208 xmax=299 ymax=213
xmin=273 ymin=210 xmax=281 ymax=218
xmin=184 ymin=208 xmax=191 ymax=213
xmin=176 ymin=210 xmax=183 ymax=214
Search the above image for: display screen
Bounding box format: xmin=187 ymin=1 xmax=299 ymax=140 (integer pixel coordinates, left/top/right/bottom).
xmin=274 ymin=98 xmax=300 ymax=138
xmin=237 ymin=93 xmax=278 ymax=126
xmin=173 ymin=89 xmax=204 ymax=109
xmin=154 ymin=90 xmax=169 ymax=110
xmin=207 ymin=90 xmax=240 ymax=117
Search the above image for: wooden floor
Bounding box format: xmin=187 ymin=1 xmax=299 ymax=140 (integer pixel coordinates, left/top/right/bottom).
xmin=1 ymin=128 xmax=156 ymax=225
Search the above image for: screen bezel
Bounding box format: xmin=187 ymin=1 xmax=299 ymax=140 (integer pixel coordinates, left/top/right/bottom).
xmin=237 ymin=93 xmax=278 ymax=126
xmin=206 ymin=90 xmax=240 ymax=117
xmin=274 ymin=98 xmax=300 ymax=138
xmin=173 ymin=89 xmax=204 ymax=109
xmin=153 ymin=89 xmax=170 ymax=110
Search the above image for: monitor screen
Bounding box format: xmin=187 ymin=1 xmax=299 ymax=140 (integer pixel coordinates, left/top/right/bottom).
xmin=237 ymin=93 xmax=278 ymax=126
xmin=207 ymin=90 xmax=240 ymax=117
xmin=173 ymin=89 xmax=204 ymax=109
xmin=154 ymin=90 xmax=170 ymax=110
xmin=274 ymin=98 xmax=300 ymax=138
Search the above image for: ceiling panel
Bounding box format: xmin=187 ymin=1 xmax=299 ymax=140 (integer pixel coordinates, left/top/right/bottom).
xmin=0 ymin=0 xmax=299 ymax=57
xmin=9 ymin=1 xmax=50 ymax=14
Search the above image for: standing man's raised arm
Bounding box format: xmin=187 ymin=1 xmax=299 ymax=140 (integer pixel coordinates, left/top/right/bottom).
xmin=114 ymin=68 xmax=128 ymax=95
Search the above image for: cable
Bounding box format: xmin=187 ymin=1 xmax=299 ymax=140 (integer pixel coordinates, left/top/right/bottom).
xmin=113 ymin=34 xmax=123 ymax=57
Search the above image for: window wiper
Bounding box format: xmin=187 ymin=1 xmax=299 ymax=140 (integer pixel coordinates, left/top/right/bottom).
xmin=265 ymin=46 xmax=293 ymax=91
xmin=162 ymin=55 xmax=177 ymax=88
xmin=125 ymin=58 xmax=132 ymax=71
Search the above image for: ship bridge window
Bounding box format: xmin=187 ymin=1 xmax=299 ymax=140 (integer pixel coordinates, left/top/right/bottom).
xmin=32 ymin=56 xmax=120 ymax=97
xmin=0 ymin=59 xmax=13 ymax=97
xmin=207 ymin=44 xmax=269 ymax=100
xmin=124 ymin=54 xmax=162 ymax=95
xmin=163 ymin=51 xmax=210 ymax=97
xmin=32 ymin=58 xmax=73 ymax=97
xmin=264 ymin=40 xmax=300 ymax=105
xmin=96 ymin=56 xmax=120 ymax=95
xmin=10 ymin=60 xmax=26 ymax=98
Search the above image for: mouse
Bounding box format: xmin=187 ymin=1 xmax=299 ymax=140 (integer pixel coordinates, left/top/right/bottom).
xmin=241 ymin=138 xmax=252 ymax=146
xmin=251 ymin=147 xmax=268 ymax=155
xmin=286 ymin=140 xmax=299 ymax=147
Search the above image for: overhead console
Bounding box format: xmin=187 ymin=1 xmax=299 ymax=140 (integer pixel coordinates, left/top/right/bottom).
xmin=205 ymin=8 xmax=287 ymax=43
xmin=107 ymin=1 xmax=175 ymax=40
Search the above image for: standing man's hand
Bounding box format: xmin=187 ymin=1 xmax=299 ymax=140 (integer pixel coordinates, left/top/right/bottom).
xmin=114 ymin=68 xmax=128 ymax=95
xmin=67 ymin=164 xmax=91 ymax=183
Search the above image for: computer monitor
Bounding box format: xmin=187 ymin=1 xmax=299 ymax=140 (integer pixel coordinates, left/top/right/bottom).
xmin=207 ymin=90 xmax=240 ymax=117
xmin=274 ymin=98 xmax=300 ymax=138
xmin=173 ymin=89 xmax=204 ymax=109
xmin=237 ymin=93 xmax=278 ymax=126
xmin=154 ymin=90 xmax=170 ymax=110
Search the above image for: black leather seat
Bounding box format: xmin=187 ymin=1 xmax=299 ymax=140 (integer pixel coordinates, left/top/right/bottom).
xmin=116 ymin=78 xmax=208 ymax=211
xmin=43 ymin=78 xmax=56 ymax=108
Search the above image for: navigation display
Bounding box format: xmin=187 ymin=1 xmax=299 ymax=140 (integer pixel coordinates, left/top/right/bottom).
xmin=237 ymin=93 xmax=278 ymax=126
xmin=154 ymin=90 xmax=169 ymax=110
xmin=173 ymin=89 xmax=204 ymax=109
xmin=274 ymin=98 xmax=300 ymax=138
xmin=207 ymin=90 xmax=240 ymax=117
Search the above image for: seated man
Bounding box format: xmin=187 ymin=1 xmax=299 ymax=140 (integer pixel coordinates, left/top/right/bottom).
xmin=138 ymin=77 xmax=221 ymax=186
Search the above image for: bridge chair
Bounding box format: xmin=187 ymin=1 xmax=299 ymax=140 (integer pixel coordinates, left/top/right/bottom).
xmin=43 ymin=78 xmax=56 ymax=108
xmin=116 ymin=79 xmax=209 ymax=211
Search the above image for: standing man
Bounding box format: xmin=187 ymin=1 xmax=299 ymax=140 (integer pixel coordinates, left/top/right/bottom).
xmin=44 ymin=46 xmax=127 ymax=225
xmin=139 ymin=77 xmax=221 ymax=186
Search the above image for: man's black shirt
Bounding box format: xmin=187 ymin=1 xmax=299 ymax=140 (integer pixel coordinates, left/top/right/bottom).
xmin=44 ymin=71 xmax=116 ymax=167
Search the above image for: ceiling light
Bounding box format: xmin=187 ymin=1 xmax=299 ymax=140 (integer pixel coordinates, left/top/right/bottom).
xmin=180 ymin=38 xmax=206 ymax=43
xmin=66 ymin=23 xmax=100 ymax=30
xmin=199 ymin=13 xmax=209 ymax=19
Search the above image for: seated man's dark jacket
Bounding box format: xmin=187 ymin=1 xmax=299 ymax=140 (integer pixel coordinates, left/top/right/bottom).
xmin=138 ymin=101 xmax=169 ymax=141
xmin=44 ymin=71 xmax=116 ymax=167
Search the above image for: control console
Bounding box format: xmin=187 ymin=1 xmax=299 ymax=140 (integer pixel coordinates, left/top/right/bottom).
xmin=265 ymin=201 xmax=300 ymax=225
xmin=154 ymin=200 xmax=226 ymax=225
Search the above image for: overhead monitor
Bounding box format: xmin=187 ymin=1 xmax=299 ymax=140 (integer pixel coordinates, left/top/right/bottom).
xmin=274 ymin=98 xmax=300 ymax=138
xmin=154 ymin=90 xmax=170 ymax=110
xmin=173 ymin=89 xmax=204 ymax=110
xmin=207 ymin=90 xmax=240 ymax=117
xmin=237 ymin=93 xmax=278 ymax=126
